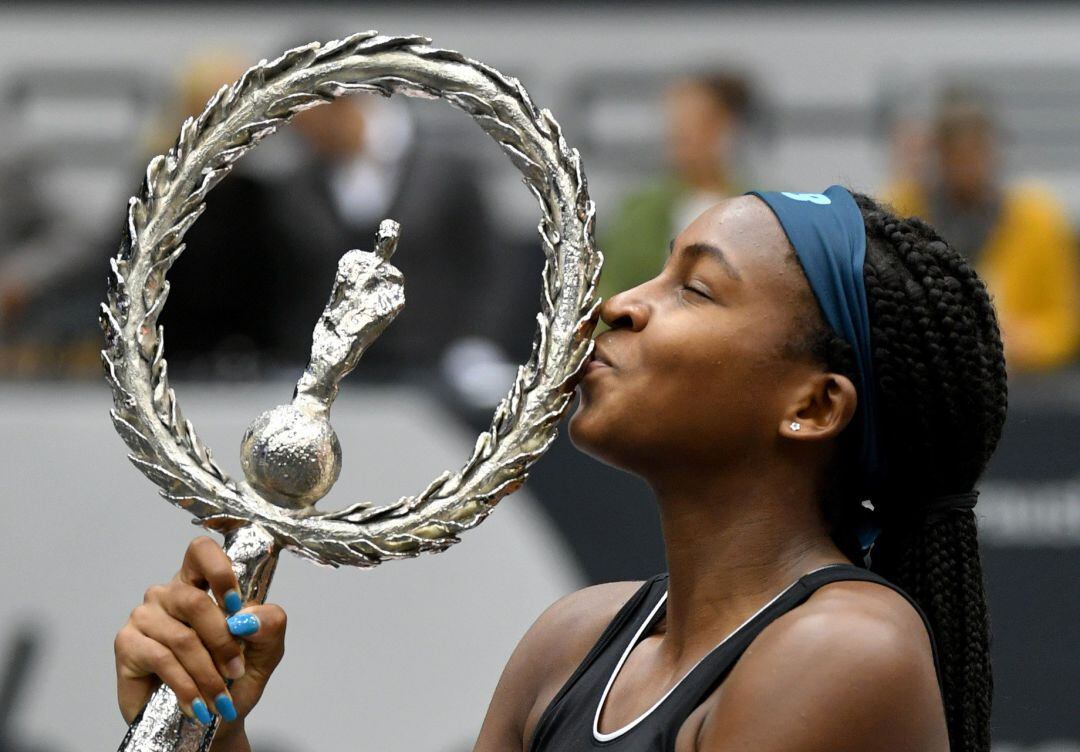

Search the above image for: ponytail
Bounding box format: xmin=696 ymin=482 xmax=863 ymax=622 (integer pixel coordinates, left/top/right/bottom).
xmin=873 ymin=511 xmax=993 ymax=752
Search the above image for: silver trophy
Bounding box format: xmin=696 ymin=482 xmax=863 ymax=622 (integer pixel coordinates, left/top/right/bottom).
xmin=101 ymin=32 xmax=602 ymax=751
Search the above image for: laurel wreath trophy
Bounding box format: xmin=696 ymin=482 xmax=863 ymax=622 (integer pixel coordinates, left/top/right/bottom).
xmin=101 ymin=31 xmax=602 ymax=751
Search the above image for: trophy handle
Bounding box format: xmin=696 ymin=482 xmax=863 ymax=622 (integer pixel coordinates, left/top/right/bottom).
xmin=118 ymin=526 xmax=280 ymax=752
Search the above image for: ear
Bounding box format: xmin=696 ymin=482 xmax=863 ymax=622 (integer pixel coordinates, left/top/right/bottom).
xmin=779 ymin=372 xmax=858 ymax=442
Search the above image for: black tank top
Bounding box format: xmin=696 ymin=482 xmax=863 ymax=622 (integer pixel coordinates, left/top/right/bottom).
xmin=528 ymin=564 xmax=940 ymax=752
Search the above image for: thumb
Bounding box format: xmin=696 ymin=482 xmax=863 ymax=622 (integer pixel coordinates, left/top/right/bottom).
xmin=223 ymin=604 xmax=287 ymax=717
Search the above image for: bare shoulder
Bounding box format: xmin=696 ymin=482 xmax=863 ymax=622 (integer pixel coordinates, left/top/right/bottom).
xmin=520 ymin=580 xmax=647 ymax=703
xmin=765 ymin=578 xmax=936 ymax=661
xmin=695 ymin=580 xmax=947 ymax=752
xmin=475 ymin=580 xmax=647 ymax=752
xmin=531 ymin=580 xmax=648 ymax=648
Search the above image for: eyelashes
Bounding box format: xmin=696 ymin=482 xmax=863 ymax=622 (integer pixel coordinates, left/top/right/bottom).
xmin=681 ymin=284 xmax=713 ymax=301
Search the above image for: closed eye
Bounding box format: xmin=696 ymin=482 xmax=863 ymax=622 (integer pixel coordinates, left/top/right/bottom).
xmin=681 ymin=283 xmax=712 ymax=301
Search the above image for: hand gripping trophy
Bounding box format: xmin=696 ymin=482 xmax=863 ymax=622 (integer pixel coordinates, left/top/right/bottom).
xmin=101 ymin=32 xmax=602 ymax=751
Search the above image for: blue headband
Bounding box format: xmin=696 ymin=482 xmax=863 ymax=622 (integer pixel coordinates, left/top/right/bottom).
xmin=746 ymin=186 xmax=883 ymax=508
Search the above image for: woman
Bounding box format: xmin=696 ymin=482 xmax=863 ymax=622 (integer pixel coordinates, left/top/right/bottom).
xmin=114 ymin=187 xmax=1005 ymax=752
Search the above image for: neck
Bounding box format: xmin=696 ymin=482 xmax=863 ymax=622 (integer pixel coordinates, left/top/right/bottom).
xmin=680 ymin=165 xmax=731 ymax=194
xmin=649 ymin=463 xmax=849 ymax=663
xmin=942 ymin=182 xmax=996 ymax=210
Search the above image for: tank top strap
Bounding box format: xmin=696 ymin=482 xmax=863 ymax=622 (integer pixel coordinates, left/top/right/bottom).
xmin=529 ymin=573 xmax=671 ymax=750
xmin=669 ymin=563 xmax=942 ymax=715
xmin=572 ymin=574 xmax=671 ymax=684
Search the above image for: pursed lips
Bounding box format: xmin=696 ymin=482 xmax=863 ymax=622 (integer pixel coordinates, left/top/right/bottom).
xmin=584 ymin=343 xmax=615 ymax=375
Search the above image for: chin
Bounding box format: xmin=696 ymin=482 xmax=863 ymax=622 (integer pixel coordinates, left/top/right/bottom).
xmin=567 ymin=394 xmax=630 ymax=470
xmin=567 ymin=393 xmax=593 ymax=442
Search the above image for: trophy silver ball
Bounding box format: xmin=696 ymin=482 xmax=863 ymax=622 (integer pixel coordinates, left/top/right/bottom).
xmin=240 ymin=404 xmax=342 ymax=508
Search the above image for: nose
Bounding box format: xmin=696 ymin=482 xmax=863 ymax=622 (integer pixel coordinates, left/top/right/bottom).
xmin=600 ymin=281 xmax=650 ymax=332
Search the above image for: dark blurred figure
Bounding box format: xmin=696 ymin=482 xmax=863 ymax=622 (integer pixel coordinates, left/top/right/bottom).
xmin=0 ymin=625 xmax=57 ymax=752
xmin=887 ymin=88 xmax=1080 ymax=372
xmin=266 ymin=92 xmax=498 ymax=379
xmin=154 ymin=53 xmax=285 ymax=378
xmin=598 ymin=72 xmax=753 ymax=303
xmin=0 ymin=52 xmax=281 ymax=380
xmin=162 ymin=50 xmax=499 ymax=380
xmin=0 ymin=164 xmax=50 ymax=362
xmin=0 ymin=153 xmax=95 ymax=378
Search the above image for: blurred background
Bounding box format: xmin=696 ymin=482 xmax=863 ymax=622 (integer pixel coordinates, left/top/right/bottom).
xmin=1 ymin=1 xmax=1078 ymax=750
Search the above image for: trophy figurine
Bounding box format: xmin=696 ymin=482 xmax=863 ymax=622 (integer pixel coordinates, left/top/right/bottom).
xmin=101 ymin=31 xmax=602 ymax=751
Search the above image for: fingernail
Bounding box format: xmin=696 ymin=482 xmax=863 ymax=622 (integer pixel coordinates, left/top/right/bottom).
xmin=215 ymin=692 xmax=237 ymax=722
xmin=226 ymin=612 xmax=260 ymax=637
xmin=191 ymin=697 xmax=213 ymax=725
xmin=223 ymin=589 xmax=242 ymax=615
xmin=224 ymin=655 xmax=245 ymax=680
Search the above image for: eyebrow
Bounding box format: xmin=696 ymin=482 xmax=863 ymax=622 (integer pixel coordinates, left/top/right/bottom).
xmin=669 ymin=239 xmax=742 ymax=282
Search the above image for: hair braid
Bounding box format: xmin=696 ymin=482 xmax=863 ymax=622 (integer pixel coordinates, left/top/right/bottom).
xmin=794 ymin=193 xmax=1006 ymax=752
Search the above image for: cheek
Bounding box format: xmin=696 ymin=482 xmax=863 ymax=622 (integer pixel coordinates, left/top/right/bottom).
xmin=568 ymin=364 xmax=679 ymax=467
xmin=568 ymin=341 xmax=723 ymax=455
xmin=569 ymin=312 xmax=791 ymax=462
xmin=658 ymin=320 xmax=788 ymax=436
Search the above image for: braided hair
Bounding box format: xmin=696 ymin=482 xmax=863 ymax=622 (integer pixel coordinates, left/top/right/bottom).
xmin=788 ymin=192 xmax=1007 ymax=752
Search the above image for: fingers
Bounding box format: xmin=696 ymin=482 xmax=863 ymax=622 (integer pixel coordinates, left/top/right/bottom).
xmin=128 ymin=596 xmax=238 ymax=722
xmin=226 ymin=603 xmax=285 ymax=644
xmin=150 ymin=582 xmax=246 ymax=680
xmin=115 ymin=625 xmax=213 ymax=724
xmin=178 ymin=536 xmax=241 ymax=615
xmin=223 ymin=604 xmax=287 ymax=713
xmin=116 ymin=537 xmax=287 ymax=727
xmin=227 ymin=603 xmax=286 ymax=669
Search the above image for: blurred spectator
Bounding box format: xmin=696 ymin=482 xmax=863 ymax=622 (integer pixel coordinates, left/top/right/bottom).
xmin=146 ymin=49 xmax=502 ymax=380
xmin=153 ymin=52 xmax=286 ymax=377
xmin=0 ymin=147 xmax=94 ymax=378
xmin=264 ymin=88 xmax=502 ymax=386
xmin=598 ymin=72 xmax=754 ymax=303
xmin=886 ymin=89 xmax=1080 ymax=372
xmin=882 ymin=106 xmax=932 ymax=203
xmin=0 ymin=51 xmax=280 ymax=379
xmin=0 ymin=162 xmax=52 ymax=336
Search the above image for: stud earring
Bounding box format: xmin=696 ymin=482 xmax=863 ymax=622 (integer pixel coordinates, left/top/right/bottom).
xmin=789 ymin=421 xmax=801 ymax=431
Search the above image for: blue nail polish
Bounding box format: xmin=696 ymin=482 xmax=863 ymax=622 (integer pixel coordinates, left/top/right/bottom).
xmin=226 ymin=612 xmax=260 ymax=637
xmin=223 ymin=590 xmax=242 ymax=614
xmin=215 ymin=693 xmax=237 ymax=722
xmin=191 ymin=698 xmax=213 ymax=725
